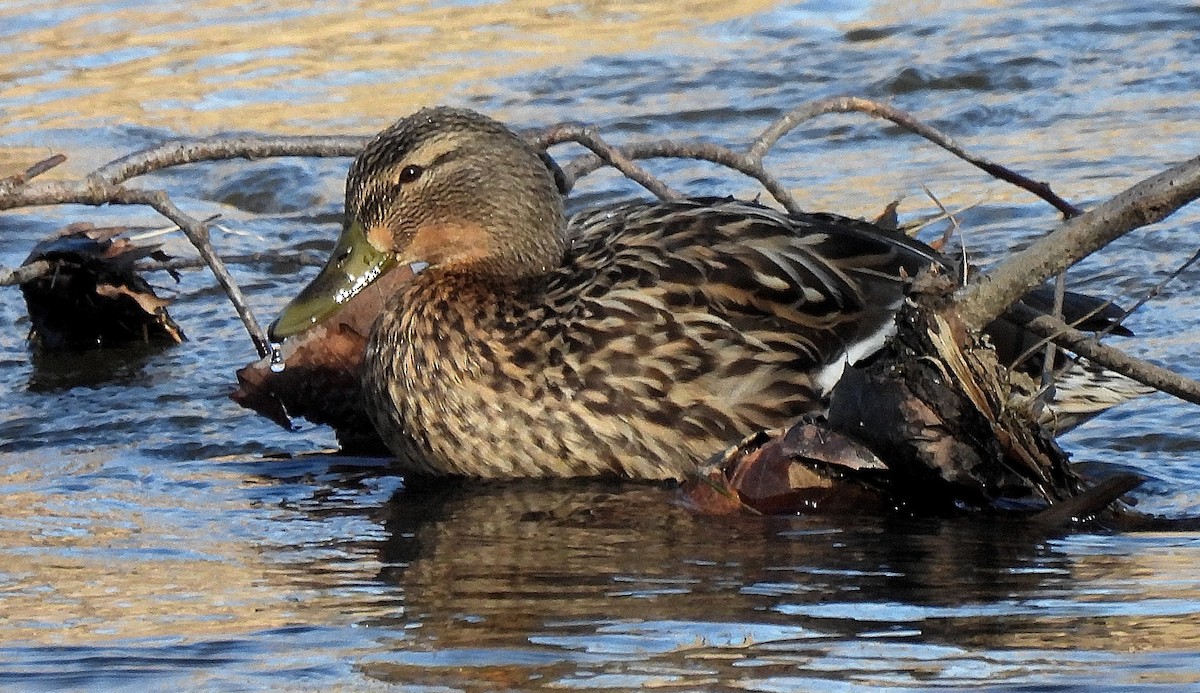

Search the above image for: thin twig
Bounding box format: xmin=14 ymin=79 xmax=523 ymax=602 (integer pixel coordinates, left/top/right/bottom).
xmin=536 ymin=124 xmax=683 ymax=201
xmin=0 ymin=154 xmax=67 ymax=189
xmin=106 ymin=188 xmax=270 ymax=356
xmin=1010 ymin=297 xmax=1124 ymax=373
xmin=136 ymin=250 xmax=328 ymax=272
xmin=1116 ymin=245 xmax=1200 ymax=326
xmin=3 ymin=251 xmax=326 ymax=287
xmin=749 ymin=96 xmax=1083 ymax=218
xmin=920 ymin=185 xmax=967 ymax=283
xmin=1038 ymin=273 xmax=1067 ymax=396
xmin=561 ymin=139 xmax=802 ymax=212
xmin=1 ymin=171 xmax=274 ymax=356
xmin=3 ymin=179 xmax=270 ymax=355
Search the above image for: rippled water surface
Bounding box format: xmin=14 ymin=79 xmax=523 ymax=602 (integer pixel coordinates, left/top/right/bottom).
xmin=3 ymin=0 xmax=1200 ymax=690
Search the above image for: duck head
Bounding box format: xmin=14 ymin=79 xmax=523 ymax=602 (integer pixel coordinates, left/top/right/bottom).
xmin=269 ymin=106 xmax=567 ymax=341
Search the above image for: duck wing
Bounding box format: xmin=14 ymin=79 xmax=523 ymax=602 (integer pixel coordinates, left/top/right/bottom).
xmin=535 ymin=198 xmax=942 ymax=417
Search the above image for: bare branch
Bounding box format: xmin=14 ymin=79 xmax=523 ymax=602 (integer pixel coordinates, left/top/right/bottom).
xmin=2 ymin=102 xmax=1194 ymax=386
xmin=1 ymin=168 xmax=275 ymax=356
xmin=749 ymin=95 xmax=1082 ymax=218
xmin=561 ymin=139 xmax=803 ymax=213
xmin=1008 ymin=302 xmax=1200 ymax=406
xmin=0 ymin=177 xmax=114 ymax=210
xmin=0 ymin=136 xmax=369 ymax=355
xmin=92 ymin=135 xmax=369 ymax=185
xmin=535 ymin=124 xmax=683 ymax=201
xmin=956 ymin=154 xmax=1200 ymax=331
xmin=1011 ymin=295 xmax=1125 ymax=372
xmin=552 ymin=96 xmax=1079 ymax=219
xmin=1025 ymin=240 xmax=1200 ymax=402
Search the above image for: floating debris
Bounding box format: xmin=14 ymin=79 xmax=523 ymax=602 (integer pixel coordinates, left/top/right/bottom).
xmin=18 ymin=222 xmax=184 ymax=351
xmin=683 ymin=273 xmax=1145 ymax=523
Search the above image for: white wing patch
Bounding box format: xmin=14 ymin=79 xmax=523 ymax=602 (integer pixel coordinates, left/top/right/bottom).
xmin=811 ymin=314 xmax=899 ymax=395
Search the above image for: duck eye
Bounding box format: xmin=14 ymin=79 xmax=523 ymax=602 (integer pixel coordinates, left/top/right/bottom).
xmin=397 ymin=164 xmax=424 ymax=184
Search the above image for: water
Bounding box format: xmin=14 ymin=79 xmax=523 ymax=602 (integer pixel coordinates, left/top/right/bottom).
xmin=3 ymin=0 xmax=1200 ymax=689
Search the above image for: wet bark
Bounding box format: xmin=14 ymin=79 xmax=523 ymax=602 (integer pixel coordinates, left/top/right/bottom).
xmin=683 ymin=274 xmax=1144 ymax=522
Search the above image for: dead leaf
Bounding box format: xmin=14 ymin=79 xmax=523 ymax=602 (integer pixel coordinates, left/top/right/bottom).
xmin=682 ymin=422 xmax=892 ymax=516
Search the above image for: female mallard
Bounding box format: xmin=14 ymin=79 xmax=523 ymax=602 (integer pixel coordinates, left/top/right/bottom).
xmin=269 ymin=107 xmax=1145 ymax=480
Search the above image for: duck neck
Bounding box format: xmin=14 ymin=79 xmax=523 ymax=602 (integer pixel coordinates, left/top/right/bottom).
xmin=479 ymin=202 xmax=567 ymax=280
xmin=460 ymin=154 xmax=567 ymax=279
xmin=372 ymin=269 xmax=528 ymax=421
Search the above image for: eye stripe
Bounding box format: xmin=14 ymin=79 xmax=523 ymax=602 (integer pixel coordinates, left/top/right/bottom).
xmin=392 ymin=149 xmax=460 ymax=188
xmin=425 ymin=148 xmax=461 ymax=169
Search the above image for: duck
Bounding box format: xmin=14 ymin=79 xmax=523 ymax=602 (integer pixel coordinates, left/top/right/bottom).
xmin=268 ymin=106 xmax=1149 ymax=480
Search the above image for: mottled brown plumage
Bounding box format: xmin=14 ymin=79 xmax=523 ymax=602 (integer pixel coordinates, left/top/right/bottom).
xmin=270 ymin=106 xmax=1149 ymax=480
xmin=345 ymin=106 xmax=950 ymax=479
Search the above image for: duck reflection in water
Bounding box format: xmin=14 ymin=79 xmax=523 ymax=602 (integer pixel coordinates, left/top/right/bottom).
xmin=352 ymin=480 xmax=1095 ymax=687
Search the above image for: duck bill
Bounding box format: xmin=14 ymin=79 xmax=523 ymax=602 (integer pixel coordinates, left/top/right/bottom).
xmin=268 ymin=219 xmax=394 ymax=341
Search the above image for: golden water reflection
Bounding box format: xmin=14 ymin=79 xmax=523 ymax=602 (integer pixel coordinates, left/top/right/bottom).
xmin=5 ymin=0 xmax=779 ymax=134
xmin=0 ymin=451 xmax=396 ymax=645
xmin=3 ymin=0 xmax=1200 ymax=686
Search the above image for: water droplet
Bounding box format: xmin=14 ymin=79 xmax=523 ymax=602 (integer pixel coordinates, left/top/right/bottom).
xmin=269 ymin=342 xmax=286 ymax=373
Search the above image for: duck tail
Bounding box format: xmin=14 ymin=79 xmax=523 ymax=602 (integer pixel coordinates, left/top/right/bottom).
xmin=1036 ymin=360 xmax=1157 ymax=433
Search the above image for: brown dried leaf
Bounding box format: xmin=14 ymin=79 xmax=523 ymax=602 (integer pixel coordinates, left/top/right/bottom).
xmin=871 ymin=198 xmax=902 ymax=230
xmin=95 ymin=282 xmax=171 ymax=313
xmin=676 ymin=468 xmax=752 ymax=515
xmin=774 ymin=421 xmax=889 ymax=472
xmin=682 ymin=421 xmax=892 ymax=516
